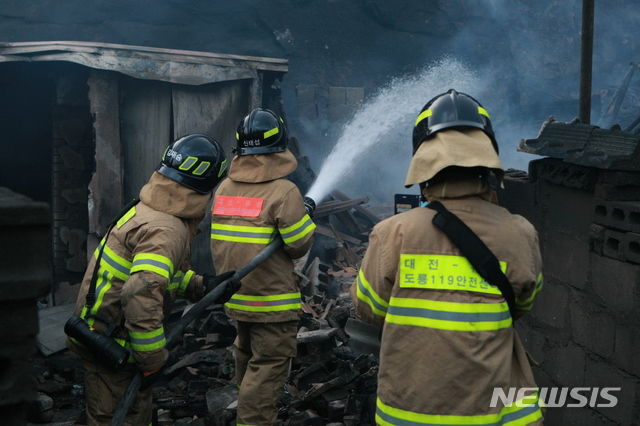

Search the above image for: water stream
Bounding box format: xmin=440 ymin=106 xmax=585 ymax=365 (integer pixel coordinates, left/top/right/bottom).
xmin=304 ymin=58 xmax=484 ymax=204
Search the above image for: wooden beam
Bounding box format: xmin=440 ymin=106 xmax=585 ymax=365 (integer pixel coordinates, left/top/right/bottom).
xmin=331 ymin=190 xmax=381 ymax=224
xmin=314 ymin=224 xmax=361 ymax=245
xmin=313 ymin=197 xmax=368 ymax=218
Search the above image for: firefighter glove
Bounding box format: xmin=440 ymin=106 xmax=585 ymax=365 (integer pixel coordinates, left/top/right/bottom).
xmin=303 ymin=196 xmax=316 ymax=217
xmin=140 ymin=365 xmax=165 ymax=391
xmin=203 ymin=271 xmax=239 ymax=304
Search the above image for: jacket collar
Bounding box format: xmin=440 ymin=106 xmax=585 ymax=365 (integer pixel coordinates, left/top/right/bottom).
xmin=139 ymin=172 xmax=211 ymax=220
xmin=423 ymin=177 xmax=496 ymax=204
xmin=227 ymin=149 xmax=297 ymax=183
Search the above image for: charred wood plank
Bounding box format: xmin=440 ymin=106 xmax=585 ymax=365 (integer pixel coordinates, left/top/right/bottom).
xmin=313 ymin=198 xmax=368 ymax=218
xmin=331 ymin=190 xmax=381 ymax=224
xmin=314 ymin=225 xmax=361 ymax=245
xmin=296 ymin=327 xmax=339 ymax=344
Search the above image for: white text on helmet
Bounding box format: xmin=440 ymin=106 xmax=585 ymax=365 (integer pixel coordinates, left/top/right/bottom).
xmin=167 ymin=149 xmax=183 ymax=162
xmin=243 ymin=140 xmax=260 ymax=147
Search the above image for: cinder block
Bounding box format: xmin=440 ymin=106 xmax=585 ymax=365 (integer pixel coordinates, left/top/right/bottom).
xmin=602 ymin=228 xmax=640 ymax=264
xmin=585 ymin=360 xmax=636 ymax=425
xmin=589 ymin=254 xmax=638 ymax=313
xmin=585 ymin=310 xmax=616 ymax=359
xmin=528 ymin=279 xmax=569 ymax=329
xmin=328 ymin=104 xmax=354 ymax=122
xmin=562 ymin=407 xmax=613 ymax=426
xmin=600 ymin=170 xmax=640 ymax=187
xmin=544 ymin=341 xmax=586 ymax=386
xmin=547 ymin=185 xmax=594 ymax=234
xmin=297 ymin=103 xmax=318 ymax=121
xmin=497 ymin=176 xmax=535 ymax=223
xmin=328 ymin=87 xmax=347 ymax=105
xmin=544 ymin=230 xmax=589 ymax=289
xmin=296 ymin=84 xmax=317 ymax=105
xmin=593 ymin=199 xmax=640 ymax=233
xmin=614 ymin=325 xmax=640 ymax=380
xmin=514 ymin=324 xmax=547 ymax=366
xmin=569 ymin=296 xmax=591 ymax=349
xmin=595 ymin=183 xmax=640 ymax=201
xmin=346 ymin=87 xmax=364 ymax=105
xmin=530 ymin=158 xmax=598 ymax=191
xmin=590 ymin=224 xmax=606 ymax=255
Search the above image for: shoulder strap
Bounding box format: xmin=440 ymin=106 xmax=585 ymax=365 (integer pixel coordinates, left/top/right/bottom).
xmin=426 ymin=200 xmax=516 ymax=317
xmin=85 ymin=198 xmax=140 ymax=309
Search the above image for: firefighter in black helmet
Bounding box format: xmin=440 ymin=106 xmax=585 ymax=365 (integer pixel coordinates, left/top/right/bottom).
xmin=211 ymin=108 xmax=316 ymax=426
xmin=352 ymin=89 xmax=545 ymax=425
xmin=412 ymin=88 xmax=499 ymax=154
xmin=235 ymin=108 xmax=288 ymax=155
xmin=66 ymin=134 xmax=236 ymax=425
xmin=157 ymin=134 xmax=229 ymax=194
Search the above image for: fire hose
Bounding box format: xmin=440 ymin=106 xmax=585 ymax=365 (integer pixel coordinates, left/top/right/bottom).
xmin=110 ymin=236 xmax=284 ymax=426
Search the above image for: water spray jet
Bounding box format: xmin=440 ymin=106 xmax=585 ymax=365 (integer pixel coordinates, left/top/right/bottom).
xmin=304 ymin=58 xmax=483 ymax=206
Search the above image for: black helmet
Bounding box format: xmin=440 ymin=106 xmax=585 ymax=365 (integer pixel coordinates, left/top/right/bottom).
xmin=235 ymin=108 xmax=288 ymax=155
xmin=156 ymin=134 xmax=228 ymax=194
xmin=412 ymin=89 xmax=498 ymax=154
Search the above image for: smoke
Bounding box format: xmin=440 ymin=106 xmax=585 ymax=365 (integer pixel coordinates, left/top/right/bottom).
xmin=306 ymin=58 xmax=488 ymax=204
xmin=298 ymin=1 xmax=640 ymax=205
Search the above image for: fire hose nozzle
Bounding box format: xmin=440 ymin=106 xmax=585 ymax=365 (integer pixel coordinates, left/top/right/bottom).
xmin=303 ymin=196 xmax=316 ymax=217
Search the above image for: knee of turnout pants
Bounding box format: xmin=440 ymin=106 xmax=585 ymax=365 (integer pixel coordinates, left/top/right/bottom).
xmin=236 ymin=320 xmax=298 ymax=426
xmin=81 ymin=358 xmax=153 ymax=426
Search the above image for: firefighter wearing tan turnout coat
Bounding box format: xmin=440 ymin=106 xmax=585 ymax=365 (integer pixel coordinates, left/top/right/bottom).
xmin=352 ymin=90 xmax=544 ymax=426
xmin=67 ymin=135 xmax=230 ymax=425
xmin=210 ymin=108 xmax=315 ymax=426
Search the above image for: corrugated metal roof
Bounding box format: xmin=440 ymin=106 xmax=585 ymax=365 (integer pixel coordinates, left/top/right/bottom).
xmin=518 ymin=117 xmax=640 ymax=171
xmin=0 ymin=41 xmax=288 ymax=85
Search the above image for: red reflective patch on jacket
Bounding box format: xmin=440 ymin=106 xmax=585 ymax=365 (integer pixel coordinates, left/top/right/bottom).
xmin=213 ymin=196 xmax=264 ymax=217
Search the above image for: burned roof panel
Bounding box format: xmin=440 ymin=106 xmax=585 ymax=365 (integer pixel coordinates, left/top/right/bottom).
xmin=518 ymin=117 xmax=640 ymax=171
xmin=0 ymin=41 xmax=288 ymax=85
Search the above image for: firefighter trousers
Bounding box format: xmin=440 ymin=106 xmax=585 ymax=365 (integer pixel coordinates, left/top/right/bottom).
xmin=234 ymin=320 xmax=298 ymax=426
xmin=81 ymin=358 xmax=153 ymax=426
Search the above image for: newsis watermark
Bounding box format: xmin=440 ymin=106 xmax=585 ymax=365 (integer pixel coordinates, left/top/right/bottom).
xmin=490 ymin=387 xmax=621 ymax=408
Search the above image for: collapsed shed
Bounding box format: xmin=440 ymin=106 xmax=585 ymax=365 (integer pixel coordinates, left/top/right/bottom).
xmin=0 ymin=40 xmax=289 ymax=301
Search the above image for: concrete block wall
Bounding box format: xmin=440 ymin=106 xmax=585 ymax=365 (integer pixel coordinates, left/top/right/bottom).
xmin=499 ymin=158 xmax=640 ymax=425
xmin=0 ymin=187 xmax=51 ymax=424
xmin=294 ymin=84 xmax=364 ymax=124
xmin=328 ymin=86 xmax=364 ymax=122
xmin=296 ymin=84 xmax=318 ymax=121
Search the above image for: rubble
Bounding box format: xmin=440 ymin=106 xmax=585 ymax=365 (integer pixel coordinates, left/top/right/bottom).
xmin=27 ymin=195 xmax=390 ymax=425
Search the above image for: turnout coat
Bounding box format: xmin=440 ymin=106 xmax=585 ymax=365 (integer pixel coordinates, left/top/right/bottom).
xmin=67 ymin=172 xmax=208 ymax=372
xmin=210 ymin=149 xmax=315 ymax=323
xmin=352 ymin=178 xmax=544 ymax=426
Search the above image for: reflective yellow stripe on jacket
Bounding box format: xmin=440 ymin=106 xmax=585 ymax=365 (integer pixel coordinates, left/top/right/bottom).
xmin=170 ymin=269 xmax=195 ymax=297
xmin=225 ymin=292 xmax=302 ymax=312
xmin=386 ymin=297 xmax=512 ymax=331
xmin=129 ymin=327 xmax=167 ymax=352
xmin=280 ymin=214 xmax=316 ymax=244
xmin=210 ymin=214 xmax=315 ymax=245
xmin=211 ymin=223 xmax=277 ymax=244
xmin=82 ymin=267 xmax=116 ymax=328
xmin=355 ymin=269 xmax=389 ymax=317
xmin=376 ymin=395 xmax=543 ymax=426
xmin=131 ymin=253 xmax=175 ymax=279
xmin=95 ymin=239 xmax=131 ymax=282
xmin=516 ymin=273 xmax=543 ymax=311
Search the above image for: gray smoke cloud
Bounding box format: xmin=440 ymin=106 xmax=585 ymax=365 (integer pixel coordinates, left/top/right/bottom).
xmin=294 ymin=0 xmax=640 ymax=205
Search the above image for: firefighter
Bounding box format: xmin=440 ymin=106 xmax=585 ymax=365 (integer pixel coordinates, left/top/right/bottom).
xmin=66 ymin=134 xmax=236 ymax=425
xmin=210 ymin=108 xmax=316 ymax=426
xmin=352 ymin=89 xmax=544 ymax=426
